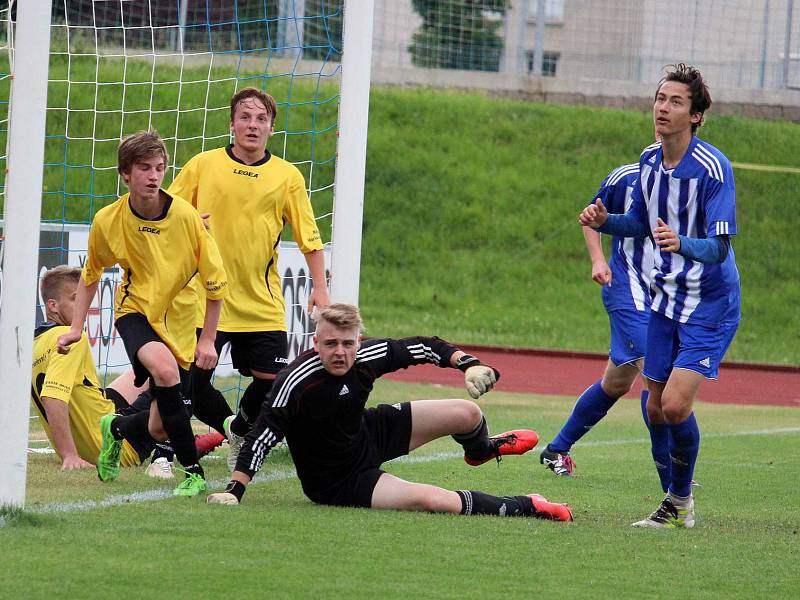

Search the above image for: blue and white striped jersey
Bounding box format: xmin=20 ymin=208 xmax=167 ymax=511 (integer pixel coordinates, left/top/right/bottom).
xmin=594 ymin=163 xmax=653 ymax=313
xmin=629 ymin=137 xmax=740 ymax=325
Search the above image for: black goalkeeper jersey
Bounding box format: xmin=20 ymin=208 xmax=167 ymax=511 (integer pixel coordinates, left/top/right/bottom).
xmin=237 ymin=336 xmax=460 ymax=498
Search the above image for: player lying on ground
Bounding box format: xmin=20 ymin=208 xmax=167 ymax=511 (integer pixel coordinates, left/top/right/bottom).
xmin=580 ymin=64 xmax=740 ymax=528
xmin=57 ymin=130 xmax=229 ymax=497
xmin=31 ymin=266 xmax=224 ymax=475
xmin=540 ymin=158 xmax=654 ymax=479
xmin=208 ymin=304 xmax=573 ymax=522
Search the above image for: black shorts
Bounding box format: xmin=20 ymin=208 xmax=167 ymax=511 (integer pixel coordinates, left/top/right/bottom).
xmin=115 ymin=313 xmax=165 ymax=387
xmin=201 ymin=329 xmax=288 ymax=376
xmin=311 ymin=402 xmax=413 ymax=509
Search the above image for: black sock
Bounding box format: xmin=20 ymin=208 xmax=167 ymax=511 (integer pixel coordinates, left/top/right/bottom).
xmin=189 ymin=369 xmax=233 ymax=435
xmin=224 ymin=480 xmax=247 ymax=502
xmin=453 ymin=416 xmax=492 ymax=461
xmin=151 ymin=442 xmax=174 ymax=463
xmin=456 ymin=490 xmax=532 ymax=517
xmin=111 ymin=411 xmax=149 ymax=441
xmin=154 ymin=384 xmax=203 ymax=477
xmin=231 ymin=378 xmax=273 ymax=436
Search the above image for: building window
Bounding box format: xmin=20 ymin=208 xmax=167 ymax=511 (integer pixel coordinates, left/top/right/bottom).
xmin=528 ymin=0 xmax=565 ymax=24
xmin=526 ymin=50 xmax=560 ymax=77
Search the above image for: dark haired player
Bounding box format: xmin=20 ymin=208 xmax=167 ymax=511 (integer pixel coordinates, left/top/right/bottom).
xmin=581 ymin=64 xmax=740 ymax=528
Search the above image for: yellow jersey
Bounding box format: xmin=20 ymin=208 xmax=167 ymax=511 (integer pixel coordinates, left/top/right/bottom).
xmin=31 ymin=323 xmax=139 ymax=467
xmin=169 ymin=146 xmax=323 ymax=332
xmin=82 ymin=192 xmax=228 ymax=369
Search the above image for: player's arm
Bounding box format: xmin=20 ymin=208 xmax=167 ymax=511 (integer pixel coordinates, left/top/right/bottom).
xmin=284 ymin=167 xmax=327 ymax=313
xmin=654 ymin=218 xmax=731 ymax=262
xmin=195 ymin=297 xmax=222 ymax=370
xmin=57 ymin=276 xmax=98 ymax=354
xmin=363 ymin=337 xmax=500 ymax=399
xmin=583 ymin=226 xmax=611 ymax=286
xmin=304 ymin=249 xmax=329 ymax=314
xmin=40 ymin=397 xmax=93 ymax=470
xmin=208 ymin=393 xmax=290 ymax=506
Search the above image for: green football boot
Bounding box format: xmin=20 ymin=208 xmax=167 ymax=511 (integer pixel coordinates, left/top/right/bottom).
xmin=97 ymin=414 xmax=123 ymax=482
xmin=173 ymin=473 xmax=207 ymax=497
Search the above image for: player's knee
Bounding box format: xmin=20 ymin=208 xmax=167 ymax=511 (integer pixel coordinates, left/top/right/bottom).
xmin=457 ymin=400 xmax=483 ymax=429
xmin=661 ymin=401 xmax=691 ymax=424
xmin=148 ymin=362 xmax=180 ymax=387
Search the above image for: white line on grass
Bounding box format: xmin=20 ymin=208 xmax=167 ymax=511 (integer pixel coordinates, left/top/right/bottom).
xmin=27 ymin=426 xmax=800 ymax=516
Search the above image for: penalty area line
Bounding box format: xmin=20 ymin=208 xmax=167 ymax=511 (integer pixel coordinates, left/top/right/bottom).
xmin=25 ymin=426 xmax=800 ymax=517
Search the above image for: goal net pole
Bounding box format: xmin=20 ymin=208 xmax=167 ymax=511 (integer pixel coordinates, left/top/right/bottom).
xmin=330 ymin=0 xmax=374 ymax=306
xmin=0 ymin=0 xmax=53 ymax=508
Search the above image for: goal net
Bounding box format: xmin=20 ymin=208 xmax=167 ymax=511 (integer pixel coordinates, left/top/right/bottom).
xmin=0 ymin=0 xmax=370 ymax=482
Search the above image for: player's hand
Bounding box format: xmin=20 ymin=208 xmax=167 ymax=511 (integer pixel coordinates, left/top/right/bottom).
xmin=200 ymin=213 xmax=211 ymax=231
xmin=194 ymin=336 xmax=218 ymax=370
xmin=61 ymin=454 xmax=93 ymax=471
xmin=465 ymin=365 xmax=497 ymax=399
xmin=207 ymin=492 xmax=239 ymax=505
xmin=57 ymin=329 xmax=82 ymax=354
xmin=579 ymin=198 xmax=608 ymax=228
xmin=654 ymin=218 xmax=681 ymax=252
xmin=307 ymin=286 xmax=330 ymax=316
xmin=591 ymin=260 xmax=612 ymax=286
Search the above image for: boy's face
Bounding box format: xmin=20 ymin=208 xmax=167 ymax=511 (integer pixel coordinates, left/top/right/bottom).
xmin=313 ymin=320 xmax=361 ymax=377
xmin=122 ymin=155 xmax=166 ymax=202
xmin=47 ymin=280 xmax=77 ymax=326
xmin=231 ymin=96 xmax=274 ymax=156
xmin=653 ymin=81 xmax=702 ymax=138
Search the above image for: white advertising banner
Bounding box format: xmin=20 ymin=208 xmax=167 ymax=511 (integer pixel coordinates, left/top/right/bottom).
xmin=0 ymin=226 xmax=329 ymax=376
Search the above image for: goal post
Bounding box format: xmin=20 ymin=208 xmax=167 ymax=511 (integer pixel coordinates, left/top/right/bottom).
xmin=0 ymin=0 xmax=371 ymax=508
xmin=330 ymin=0 xmax=374 ymax=305
xmin=0 ymin=0 xmax=54 ymax=508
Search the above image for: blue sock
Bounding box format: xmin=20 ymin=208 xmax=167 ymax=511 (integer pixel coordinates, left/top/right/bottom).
xmin=550 ymin=380 xmax=617 ymax=452
xmin=640 ymin=390 xmax=671 ymax=493
xmin=668 ymin=413 xmax=700 ymax=498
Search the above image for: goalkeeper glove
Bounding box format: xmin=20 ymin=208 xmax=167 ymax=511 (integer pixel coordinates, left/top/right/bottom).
xmin=454 ymin=354 xmax=500 ymax=399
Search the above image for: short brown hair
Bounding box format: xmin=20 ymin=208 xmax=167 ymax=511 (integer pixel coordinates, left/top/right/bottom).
xmin=41 ymin=265 xmax=80 ymax=303
xmin=656 ymin=63 xmax=712 ymax=133
xmin=314 ymin=303 xmax=365 ymax=334
xmin=230 ymin=87 xmax=277 ymax=126
xmin=117 ymin=130 xmax=168 ymax=176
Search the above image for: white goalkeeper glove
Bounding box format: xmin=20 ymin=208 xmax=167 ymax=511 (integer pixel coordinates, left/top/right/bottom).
xmin=454 ymin=354 xmax=500 ymax=399
xmin=464 ymin=365 xmax=497 ymax=399
xmin=207 ymin=492 xmax=239 ymax=505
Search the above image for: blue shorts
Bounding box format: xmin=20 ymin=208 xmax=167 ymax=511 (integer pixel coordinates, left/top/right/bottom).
xmin=608 ymin=308 xmax=649 ymax=367
xmin=643 ymin=310 xmax=739 ymax=382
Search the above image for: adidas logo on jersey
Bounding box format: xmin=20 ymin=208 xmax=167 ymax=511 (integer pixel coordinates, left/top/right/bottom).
xmin=699 ymin=357 xmax=711 ymax=368
xmin=391 ymin=403 xmax=402 ymax=411
xmin=339 ymin=384 xmax=349 ymax=396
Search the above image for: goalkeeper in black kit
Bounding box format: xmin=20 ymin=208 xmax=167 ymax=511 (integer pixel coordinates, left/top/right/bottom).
xmin=208 ymin=304 xmax=573 ymax=521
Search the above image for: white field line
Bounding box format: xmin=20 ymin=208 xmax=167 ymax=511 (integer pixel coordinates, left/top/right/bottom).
xmin=25 ymin=426 xmax=800 ymax=516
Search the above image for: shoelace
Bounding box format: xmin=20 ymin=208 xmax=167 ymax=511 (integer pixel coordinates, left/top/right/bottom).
xmin=651 ymin=499 xmax=679 ymax=522
xmin=490 ymin=434 xmax=518 ymax=464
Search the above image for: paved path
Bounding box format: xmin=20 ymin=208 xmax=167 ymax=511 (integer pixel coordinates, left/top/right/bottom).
xmin=384 ymin=345 xmax=800 ymax=407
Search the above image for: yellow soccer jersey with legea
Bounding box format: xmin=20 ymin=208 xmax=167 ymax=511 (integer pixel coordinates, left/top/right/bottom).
xmin=168 ymin=147 xmax=323 ymax=332
xmin=31 ymin=324 xmax=139 ymax=466
xmin=81 ymin=192 xmax=228 ymax=369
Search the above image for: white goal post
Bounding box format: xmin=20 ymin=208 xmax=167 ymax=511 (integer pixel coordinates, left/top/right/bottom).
xmin=0 ymin=0 xmax=372 ymax=509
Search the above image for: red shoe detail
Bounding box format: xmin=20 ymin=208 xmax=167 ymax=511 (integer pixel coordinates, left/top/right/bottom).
xmin=464 ymin=429 xmax=539 ymax=466
xmin=528 ymin=493 xmax=574 ymax=522
xmin=195 ymin=432 xmax=225 ymax=458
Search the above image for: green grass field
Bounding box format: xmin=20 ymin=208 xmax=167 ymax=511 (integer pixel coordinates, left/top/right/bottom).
xmin=4 ymin=380 xmax=799 ymax=599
